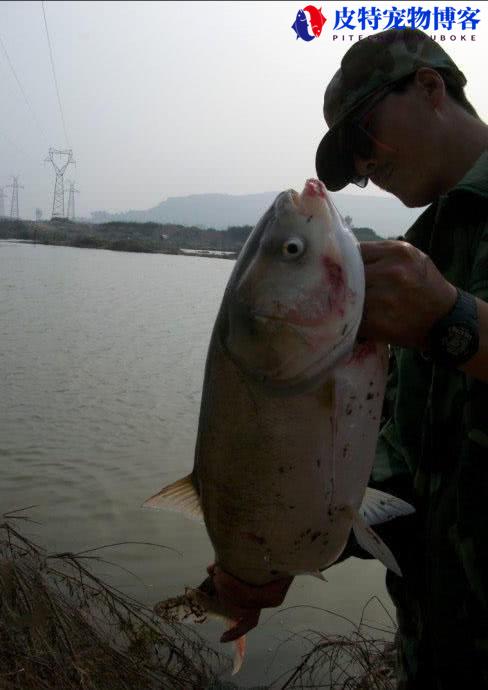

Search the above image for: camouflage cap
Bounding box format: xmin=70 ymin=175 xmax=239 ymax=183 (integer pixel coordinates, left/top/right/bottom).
xmin=315 ymin=28 xmax=467 ymax=191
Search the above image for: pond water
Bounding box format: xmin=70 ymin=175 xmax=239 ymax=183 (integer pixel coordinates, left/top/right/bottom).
xmin=0 ymin=240 xmax=393 ymax=687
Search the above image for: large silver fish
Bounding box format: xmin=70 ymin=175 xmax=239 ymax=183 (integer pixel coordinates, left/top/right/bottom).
xmin=144 ymin=179 xmax=413 ymax=672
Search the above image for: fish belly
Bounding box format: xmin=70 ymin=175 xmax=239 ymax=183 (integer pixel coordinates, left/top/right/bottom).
xmin=330 ymin=342 xmax=389 ymax=512
xmin=195 ymin=341 xmax=387 ymax=585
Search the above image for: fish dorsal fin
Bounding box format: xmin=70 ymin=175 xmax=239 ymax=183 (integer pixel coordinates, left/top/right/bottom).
xmin=142 ymin=474 xmax=204 ymax=523
xmin=360 ymin=488 xmax=415 ymax=526
xmin=350 ymin=508 xmax=402 ymax=576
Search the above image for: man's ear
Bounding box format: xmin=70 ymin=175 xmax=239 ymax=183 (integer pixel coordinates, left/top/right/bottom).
xmin=414 ymin=67 xmax=446 ymax=109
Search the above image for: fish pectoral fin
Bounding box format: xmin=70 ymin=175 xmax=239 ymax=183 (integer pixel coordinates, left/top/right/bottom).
xmin=142 ymin=473 xmax=204 ymax=523
xmin=351 ymin=508 xmax=402 ymax=577
xmin=360 ymin=487 xmax=415 ymax=526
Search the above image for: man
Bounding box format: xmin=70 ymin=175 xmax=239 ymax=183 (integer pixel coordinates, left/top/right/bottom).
xmin=210 ymin=27 xmax=488 ymax=688
xmin=314 ymin=27 xmax=488 ymax=688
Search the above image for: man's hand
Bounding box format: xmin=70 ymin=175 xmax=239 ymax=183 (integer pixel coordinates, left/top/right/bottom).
xmin=359 ymin=241 xmax=457 ymax=350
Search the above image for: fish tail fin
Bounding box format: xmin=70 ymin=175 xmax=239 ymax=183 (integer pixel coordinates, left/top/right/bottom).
xmin=351 ymin=508 xmax=402 ymax=576
xmin=226 ymin=625 xmax=246 ymax=675
xmin=153 ymin=577 xmax=248 ymax=673
xmin=153 ymin=588 xmax=209 ymax=625
xmin=153 ymin=576 xmax=221 ymax=623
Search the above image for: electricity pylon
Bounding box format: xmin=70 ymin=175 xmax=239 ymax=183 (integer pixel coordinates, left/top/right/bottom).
xmin=66 ymin=180 xmax=79 ymax=221
xmin=45 ymin=148 xmax=75 ymax=218
xmin=0 ymin=187 xmax=6 ymax=218
xmin=7 ymin=177 xmax=24 ymax=219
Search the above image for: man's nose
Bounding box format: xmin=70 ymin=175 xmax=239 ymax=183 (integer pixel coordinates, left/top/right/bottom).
xmin=354 ymin=153 xmax=377 ymax=178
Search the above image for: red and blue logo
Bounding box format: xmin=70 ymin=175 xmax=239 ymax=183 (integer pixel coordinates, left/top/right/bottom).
xmin=292 ymin=5 xmax=327 ymax=41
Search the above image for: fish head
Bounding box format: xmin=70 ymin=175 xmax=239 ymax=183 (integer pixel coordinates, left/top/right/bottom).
xmin=222 ymin=179 xmax=364 ymax=393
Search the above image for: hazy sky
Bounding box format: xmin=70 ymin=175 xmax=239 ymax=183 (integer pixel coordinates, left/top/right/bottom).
xmin=1 ymin=0 xmax=487 ymax=220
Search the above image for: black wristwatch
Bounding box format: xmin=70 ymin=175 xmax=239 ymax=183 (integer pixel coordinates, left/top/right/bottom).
xmin=426 ymin=288 xmax=479 ymax=367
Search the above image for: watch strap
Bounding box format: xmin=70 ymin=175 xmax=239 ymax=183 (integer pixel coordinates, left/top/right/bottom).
xmin=427 ymin=289 xmax=479 ymax=367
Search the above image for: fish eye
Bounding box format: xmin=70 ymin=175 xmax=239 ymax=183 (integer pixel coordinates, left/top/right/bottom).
xmin=282 ymin=237 xmax=305 ymax=260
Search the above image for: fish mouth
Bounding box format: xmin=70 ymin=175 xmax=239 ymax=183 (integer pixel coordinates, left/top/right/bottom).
xmin=275 ymin=181 xmax=331 ymax=219
xmin=273 ymin=189 xmax=301 ymax=216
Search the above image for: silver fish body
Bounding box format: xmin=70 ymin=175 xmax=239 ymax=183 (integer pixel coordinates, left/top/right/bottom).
xmin=144 ymin=179 xmax=413 ymax=663
xmin=196 ymin=323 xmax=389 ymax=585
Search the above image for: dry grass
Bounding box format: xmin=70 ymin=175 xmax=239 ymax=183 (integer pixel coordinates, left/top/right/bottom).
xmin=0 ymin=509 xmax=226 ymax=690
xmin=272 ymin=599 xmax=397 ymax=690
xmin=0 ymin=509 xmax=398 ymax=690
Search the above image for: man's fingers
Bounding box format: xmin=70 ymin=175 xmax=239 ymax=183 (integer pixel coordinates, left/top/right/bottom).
xmin=360 ymin=239 xmax=413 ymax=265
xmin=359 ymin=241 xmax=392 ymax=263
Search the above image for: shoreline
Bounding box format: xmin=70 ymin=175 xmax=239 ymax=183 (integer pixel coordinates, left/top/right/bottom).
xmin=0 ymin=237 xmax=237 ymax=260
xmin=0 ymin=217 xmax=381 ymax=260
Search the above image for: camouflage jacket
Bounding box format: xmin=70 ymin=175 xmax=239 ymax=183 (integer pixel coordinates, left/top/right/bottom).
xmin=369 ymin=150 xmax=488 ymax=689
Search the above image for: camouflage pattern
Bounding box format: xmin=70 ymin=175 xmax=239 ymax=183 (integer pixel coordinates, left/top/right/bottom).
xmin=315 ymin=28 xmax=467 ymax=191
xmin=323 ymin=28 xmax=466 ymax=128
xmin=352 ymin=150 xmax=488 ymax=689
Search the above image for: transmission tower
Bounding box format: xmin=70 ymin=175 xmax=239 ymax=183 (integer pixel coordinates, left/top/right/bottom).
xmin=7 ymin=177 xmax=24 ymax=220
xmin=0 ymin=188 xmax=6 ymax=218
xmin=45 ymin=148 xmax=75 ymax=218
xmin=66 ymin=180 xmax=79 ymax=221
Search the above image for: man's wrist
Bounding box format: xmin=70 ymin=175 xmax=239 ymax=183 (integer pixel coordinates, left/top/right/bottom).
xmin=423 ymin=289 xmax=479 ymax=367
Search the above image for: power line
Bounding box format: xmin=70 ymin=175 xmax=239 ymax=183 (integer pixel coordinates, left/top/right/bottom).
xmin=0 ymin=130 xmax=30 ymax=159
xmin=0 ymin=32 xmax=49 ymax=145
xmin=41 ymin=1 xmax=70 ymax=149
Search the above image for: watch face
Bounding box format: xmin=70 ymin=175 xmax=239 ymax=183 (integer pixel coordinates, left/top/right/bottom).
xmin=442 ymin=324 xmax=473 ymax=357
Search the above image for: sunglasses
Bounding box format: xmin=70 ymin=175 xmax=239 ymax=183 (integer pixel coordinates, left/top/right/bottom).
xmin=340 ymin=83 xmax=402 ymax=187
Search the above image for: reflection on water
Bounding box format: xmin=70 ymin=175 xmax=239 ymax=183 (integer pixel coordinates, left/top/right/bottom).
xmin=0 ymin=241 xmax=392 ymax=687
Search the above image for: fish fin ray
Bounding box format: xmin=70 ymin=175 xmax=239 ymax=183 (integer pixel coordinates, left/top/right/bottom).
xmin=360 ymin=487 xmax=415 ymax=526
xmin=154 ymin=590 xmax=247 ymax=674
xmin=351 ymin=509 xmax=402 ymax=576
xmin=228 ymin=627 xmax=246 ymax=675
xmin=153 ymin=584 xmax=224 ymax=625
xmin=154 ymin=593 xmax=208 ymax=625
xmin=142 ymin=474 xmax=204 ymax=523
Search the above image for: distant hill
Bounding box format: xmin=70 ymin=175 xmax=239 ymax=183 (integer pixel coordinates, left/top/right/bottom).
xmin=91 ymin=190 xmax=425 ymax=238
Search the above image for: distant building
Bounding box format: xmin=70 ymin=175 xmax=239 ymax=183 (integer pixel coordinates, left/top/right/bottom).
xmin=35 ymin=208 xmax=43 ymax=222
